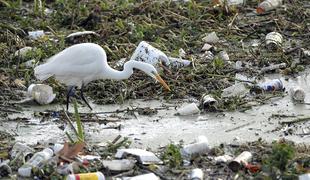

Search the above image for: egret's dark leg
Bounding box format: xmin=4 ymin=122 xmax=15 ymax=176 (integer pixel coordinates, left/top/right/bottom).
xmin=80 ymin=84 xmax=92 ymax=110
xmin=66 ymin=86 xmax=75 ymax=111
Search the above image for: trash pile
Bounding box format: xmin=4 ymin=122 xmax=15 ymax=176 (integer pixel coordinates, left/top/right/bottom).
xmin=0 ymin=0 xmax=310 ymax=179
xmin=0 ymin=135 xmax=309 ymax=179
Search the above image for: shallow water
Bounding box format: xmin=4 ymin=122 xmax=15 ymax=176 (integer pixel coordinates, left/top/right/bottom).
xmin=1 ymin=72 xmax=310 ymax=149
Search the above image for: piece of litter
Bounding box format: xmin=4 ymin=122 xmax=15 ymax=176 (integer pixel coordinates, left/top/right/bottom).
xmin=115 ymin=149 xmax=162 ymax=165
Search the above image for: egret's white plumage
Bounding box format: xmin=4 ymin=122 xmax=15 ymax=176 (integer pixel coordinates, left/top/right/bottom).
xmin=34 ymin=43 xmax=170 ymax=109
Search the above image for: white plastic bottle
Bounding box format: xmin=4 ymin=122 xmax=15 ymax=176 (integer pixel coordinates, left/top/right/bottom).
xmin=18 ymin=148 xmax=54 ymax=177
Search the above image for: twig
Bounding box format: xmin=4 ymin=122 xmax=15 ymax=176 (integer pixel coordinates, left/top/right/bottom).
xmin=280 ymin=117 xmax=310 ymax=125
xmin=225 ymin=121 xmax=255 ymax=132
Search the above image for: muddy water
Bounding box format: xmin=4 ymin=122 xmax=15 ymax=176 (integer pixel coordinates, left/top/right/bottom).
xmin=1 ymin=73 xmax=310 ymax=149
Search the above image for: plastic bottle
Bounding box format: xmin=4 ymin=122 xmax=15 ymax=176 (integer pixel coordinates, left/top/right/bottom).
xmin=18 ymin=148 xmax=54 ymax=177
xmin=66 ymin=172 xmax=105 ymax=180
xmin=181 ymin=136 xmax=210 ymax=160
xmin=259 ymin=79 xmax=283 ymax=91
xmin=256 ymin=0 xmax=283 ymax=14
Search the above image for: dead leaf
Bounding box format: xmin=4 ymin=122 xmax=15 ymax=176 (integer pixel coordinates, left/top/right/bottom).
xmin=13 ymin=79 xmax=26 ymax=88
xmin=57 ymin=142 xmax=85 ymax=160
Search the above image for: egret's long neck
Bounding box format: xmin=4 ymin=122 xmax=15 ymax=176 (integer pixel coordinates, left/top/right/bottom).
xmin=102 ymin=60 xmax=147 ymax=80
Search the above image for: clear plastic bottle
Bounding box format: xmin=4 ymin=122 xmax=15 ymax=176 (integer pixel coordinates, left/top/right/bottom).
xmin=18 ymin=148 xmax=53 ymax=177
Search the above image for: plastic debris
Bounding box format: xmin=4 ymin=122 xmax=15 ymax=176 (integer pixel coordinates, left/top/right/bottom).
xmin=115 ymin=149 xmax=162 ymax=165
xmin=201 ymin=94 xmax=218 ymax=111
xmin=169 ymin=57 xmax=192 ymax=68
xmin=23 ymin=59 xmax=36 ymax=68
xmin=221 ymin=83 xmax=249 ymax=98
xmin=202 ymin=51 xmax=215 ymax=61
xmin=290 ymin=87 xmax=305 ymax=102
xmin=28 ymin=30 xmax=45 ymax=40
xmin=14 ymin=47 xmax=33 ymax=58
xmin=302 ymin=48 xmax=310 ymax=58
xmin=202 ymin=32 xmax=219 ymax=44
xmin=10 ymin=142 xmax=35 ymax=159
xmin=259 ymin=79 xmax=284 ymax=91
xmin=130 ymin=41 xmax=170 ymax=66
xmin=189 ymin=168 xmax=203 ymax=180
xmin=176 ymin=103 xmax=200 ymax=115
xmin=265 ymin=32 xmax=283 ymax=50
xmin=201 ymin=43 xmax=213 ymax=51
xmin=181 ymin=136 xmax=210 ymax=160
xmin=53 ymin=143 xmax=64 ymax=154
xmin=218 ymin=51 xmax=229 ymax=61
xmin=18 ymin=148 xmax=54 ymax=177
xmin=66 ymin=31 xmax=99 ymax=39
xmin=27 ymin=84 xmax=56 ymax=105
xmin=228 ymin=151 xmax=252 ymax=172
xmin=179 ymin=48 xmax=186 ymax=57
xmin=260 ymin=63 xmax=286 ymax=73
xmin=257 ymin=0 xmax=283 ymax=14
xmin=124 ymin=173 xmax=160 ymax=180
xmin=67 ymin=172 xmax=105 ymax=180
xmin=214 ymin=155 xmax=233 ymax=164
xmin=0 ymin=160 xmax=12 ymax=178
xmin=102 ymin=159 xmax=135 ymax=171
xmin=213 ymin=0 xmax=245 ymax=6
xmin=299 ymin=173 xmax=310 ymax=180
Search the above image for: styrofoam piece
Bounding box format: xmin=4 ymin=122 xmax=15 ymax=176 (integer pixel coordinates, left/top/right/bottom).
xmin=115 ymin=149 xmax=162 ymax=165
xmin=202 ymin=32 xmax=219 ymax=44
xmin=290 ymin=86 xmax=305 ymax=102
xmin=102 ymin=159 xmax=135 ymax=171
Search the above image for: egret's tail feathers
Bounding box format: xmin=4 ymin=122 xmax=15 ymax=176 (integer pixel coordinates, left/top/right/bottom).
xmin=34 ymin=64 xmax=53 ymax=81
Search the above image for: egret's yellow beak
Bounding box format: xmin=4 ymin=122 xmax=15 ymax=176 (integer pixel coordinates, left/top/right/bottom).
xmin=155 ymin=74 xmax=171 ymax=91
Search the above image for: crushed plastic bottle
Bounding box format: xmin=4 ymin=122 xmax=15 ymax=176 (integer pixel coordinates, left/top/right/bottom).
xmin=221 ymin=83 xmax=249 ymax=98
xmin=176 ymin=103 xmax=200 ymax=115
xmin=18 ymin=148 xmax=54 ymax=177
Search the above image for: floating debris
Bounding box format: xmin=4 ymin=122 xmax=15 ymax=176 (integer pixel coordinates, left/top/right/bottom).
xmin=27 ymin=84 xmax=56 ymax=105
xmin=169 ymin=57 xmax=192 ymax=68
xmin=214 ymin=155 xmax=233 ymax=164
xmin=28 ymin=30 xmax=45 ymax=40
xmin=115 ymin=149 xmax=162 ymax=165
xmin=201 ymin=43 xmax=213 ymax=51
xmin=213 ymin=0 xmax=246 ymax=6
xmin=10 ymin=142 xmax=34 ymax=159
xmin=202 ymin=32 xmax=219 ymax=44
xmin=218 ymin=50 xmax=229 ymax=61
xmin=189 ymin=168 xmax=203 ymax=180
xmin=102 ymin=159 xmax=136 ymax=171
xmin=265 ymin=32 xmax=283 ymax=50
xmin=201 ymin=94 xmax=218 ymax=111
xmin=228 ymin=151 xmax=252 ymax=172
xmin=130 ymin=41 xmax=170 ymax=66
xmin=67 ymin=172 xmax=105 ymax=180
xmin=260 ymin=63 xmax=286 ymax=73
xmin=259 ymin=79 xmax=284 ymax=91
xmin=18 ymin=148 xmax=53 ymax=177
xmin=221 ymin=83 xmax=248 ymax=98
xmin=125 ymin=173 xmax=160 ymax=180
xmin=181 ymin=136 xmax=210 ymax=160
xmin=290 ymin=87 xmax=305 ymax=102
xmin=176 ymin=103 xmax=200 ymax=115
xmin=14 ymin=47 xmax=33 ymax=58
xmin=257 ymin=0 xmax=283 ymax=14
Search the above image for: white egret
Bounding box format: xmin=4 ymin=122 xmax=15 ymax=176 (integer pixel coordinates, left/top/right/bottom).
xmin=34 ymin=43 xmax=171 ymax=110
